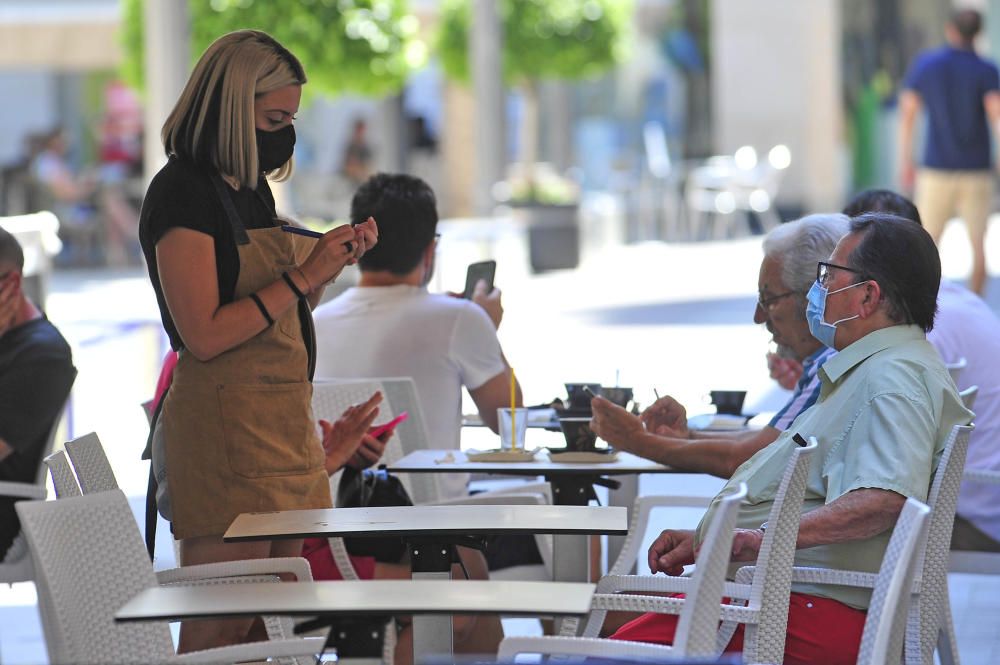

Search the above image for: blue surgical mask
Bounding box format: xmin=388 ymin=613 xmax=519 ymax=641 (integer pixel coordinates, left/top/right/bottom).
xmin=806 ymin=279 xmax=864 ymax=348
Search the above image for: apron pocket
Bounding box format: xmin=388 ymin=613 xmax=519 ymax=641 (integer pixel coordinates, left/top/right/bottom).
xmin=217 ymin=381 xmax=322 ymax=478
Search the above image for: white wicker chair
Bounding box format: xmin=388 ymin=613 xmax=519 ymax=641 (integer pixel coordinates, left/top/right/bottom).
xmin=945 ymin=358 xmax=967 ymax=384
xmin=958 ymin=385 xmax=978 ymax=411
xmin=45 ymin=433 xmax=315 ymax=659
xmin=576 ymin=439 xmax=816 ymax=664
xmin=16 ymin=490 xmax=323 ymax=665
xmin=497 ymin=482 xmax=749 ymax=662
xmin=855 ymin=498 xmax=931 ymax=665
xmin=43 ymin=450 xmax=80 ymax=498
xmin=64 ymin=431 xmax=118 ymax=494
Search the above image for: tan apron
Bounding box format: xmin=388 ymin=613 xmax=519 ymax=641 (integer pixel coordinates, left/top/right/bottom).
xmin=160 ymin=174 xmax=331 ymax=540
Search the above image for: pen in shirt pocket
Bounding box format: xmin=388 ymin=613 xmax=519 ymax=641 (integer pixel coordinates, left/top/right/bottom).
xmin=792 ymin=433 xmax=809 ymax=447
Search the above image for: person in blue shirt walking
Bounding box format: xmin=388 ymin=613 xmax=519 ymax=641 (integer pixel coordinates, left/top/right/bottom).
xmin=899 ymin=8 xmax=1000 ymax=295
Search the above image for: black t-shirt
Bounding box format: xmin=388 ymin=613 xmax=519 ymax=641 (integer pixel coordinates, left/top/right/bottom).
xmin=138 ymin=157 xmax=278 ymax=351
xmin=0 ymin=316 xmax=76 ymax=557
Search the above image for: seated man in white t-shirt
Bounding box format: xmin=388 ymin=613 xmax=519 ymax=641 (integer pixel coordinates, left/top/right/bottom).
xmin=313 ymin=172 xmax=523 ymax=501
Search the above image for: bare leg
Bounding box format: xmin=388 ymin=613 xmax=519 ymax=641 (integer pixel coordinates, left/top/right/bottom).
xmin=969 ymin=228 xmax=988 ymax=295
xmin=176 ymin=535 xmax=304 ymax=653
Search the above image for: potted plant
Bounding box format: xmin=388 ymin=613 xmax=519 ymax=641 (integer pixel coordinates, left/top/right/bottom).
xmin=436 ymin=0 xmax=630 ymax=271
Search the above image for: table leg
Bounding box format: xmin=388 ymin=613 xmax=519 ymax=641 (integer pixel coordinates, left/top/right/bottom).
xmin=410 ymin=541 xmax=454 ymax=663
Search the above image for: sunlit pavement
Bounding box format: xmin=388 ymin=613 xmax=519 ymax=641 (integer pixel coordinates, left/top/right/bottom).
xmin=1 ymin=215 xmax=999 ymax=663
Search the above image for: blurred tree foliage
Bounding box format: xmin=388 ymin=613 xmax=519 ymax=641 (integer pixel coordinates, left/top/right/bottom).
xmin=436 ymin=0 xmax=631 ymax=86
xmin=121 ymin=0 xmax=423 ymax=98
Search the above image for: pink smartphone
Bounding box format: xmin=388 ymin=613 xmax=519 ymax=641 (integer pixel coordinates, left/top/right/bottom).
xmin=368 ymin=411 xmax=409 ymax=440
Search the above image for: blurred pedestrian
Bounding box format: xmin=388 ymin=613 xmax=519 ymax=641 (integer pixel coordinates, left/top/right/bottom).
xmin=899 ymin=8 xmax=1000 ymax=294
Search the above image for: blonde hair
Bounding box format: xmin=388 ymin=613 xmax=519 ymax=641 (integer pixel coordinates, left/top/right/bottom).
xmin=162 ymin=30 xmax=306 ymax=188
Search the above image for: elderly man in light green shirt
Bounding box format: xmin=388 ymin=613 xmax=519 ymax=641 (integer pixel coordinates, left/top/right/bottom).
xmin=610 ymin=213 xmax=972 ymax=665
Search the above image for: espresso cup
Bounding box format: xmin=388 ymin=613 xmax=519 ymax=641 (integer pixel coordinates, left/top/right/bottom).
xmin=709 ymin=390 xmax=747 ymax=416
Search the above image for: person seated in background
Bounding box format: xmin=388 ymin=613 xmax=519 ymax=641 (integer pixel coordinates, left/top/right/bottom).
xmin=605 ymin=214 xmax=971 ymax=665
xmin=313 ymin=172 xmax=523 ymax=500
xmin=844 ymin=188 xmax=1000 ymax=554
xmin=0 ymin=227 xmax=76 ymax=561
xmin=310 ymin=172 xmax=536 ymax=606
xmin=590 ymin=213 xmax=849 ymax=479
xmin=31 ymin=128 xmax=138 ymax=266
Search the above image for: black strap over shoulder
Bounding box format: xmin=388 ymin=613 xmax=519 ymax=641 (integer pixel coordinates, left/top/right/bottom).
xmin=209 ymin=171 xmax=251 ymax=245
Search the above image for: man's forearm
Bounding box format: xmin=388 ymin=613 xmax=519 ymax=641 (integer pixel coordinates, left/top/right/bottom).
xmin=622 ymin=430 xmax=751 ymax=479
xmin=796 ymin=488 xmax=905 ymax=549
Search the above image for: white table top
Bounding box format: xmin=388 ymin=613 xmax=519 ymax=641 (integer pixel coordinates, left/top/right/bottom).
xmin=116 ymin=580 xmax=595 ymax=622
xmin=388 ymin=448 xmax=676 ymax=476
xmin=225 ymin=504 xmax=627 ymax=542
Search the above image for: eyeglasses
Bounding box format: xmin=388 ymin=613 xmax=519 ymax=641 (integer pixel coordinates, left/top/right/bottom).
xmin=757 ymin=290 xmax=796 ymax=310
xmin=817 ymin=261 xmax=866 ymax=288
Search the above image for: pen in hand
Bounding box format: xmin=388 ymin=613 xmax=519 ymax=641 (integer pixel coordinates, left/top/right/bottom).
xmin=281 ymin=224 xmax=355 ymax=252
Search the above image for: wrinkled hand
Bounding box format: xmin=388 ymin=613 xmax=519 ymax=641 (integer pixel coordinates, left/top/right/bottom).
xmin=639 ymin=395 xmax=690 ymax=438
xmin=730 ymin=528 xmax=765 ymax=563
xmin=471 ymin=280 xmax=503 ymax=329
xmin=319 ymin=391 xmax=382 ymax=474
xmin=589 ymin=396 xmax=643 ymax=450
xmin=767 ymin=353 xmax=803 ymax=391
xmin=648 ymin=529 xmax=696 ymax=575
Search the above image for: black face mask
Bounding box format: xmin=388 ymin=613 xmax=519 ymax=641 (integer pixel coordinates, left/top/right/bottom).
xmin=256 ymin=124 xmax=296 ymax=172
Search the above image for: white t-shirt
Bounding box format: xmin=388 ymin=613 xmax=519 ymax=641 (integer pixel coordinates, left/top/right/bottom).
xmin=312 ymin=285 xmax=506 ymax=498
xmin=928 ymin=280 xmax=1000 ymax=541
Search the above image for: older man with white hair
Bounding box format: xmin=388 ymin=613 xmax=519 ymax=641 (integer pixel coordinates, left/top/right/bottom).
xmin=590 ymin=213 xmax=849 ymax=477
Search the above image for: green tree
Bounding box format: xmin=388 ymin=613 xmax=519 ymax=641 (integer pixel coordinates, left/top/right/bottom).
xmin=121 ymin=0 xmax=423 ymax=98
xmin=436 ymin=0 xmax=631 ymax=188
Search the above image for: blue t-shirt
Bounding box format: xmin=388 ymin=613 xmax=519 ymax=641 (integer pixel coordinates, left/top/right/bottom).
xmin=903 ymin=46 xmax=999 ymax=170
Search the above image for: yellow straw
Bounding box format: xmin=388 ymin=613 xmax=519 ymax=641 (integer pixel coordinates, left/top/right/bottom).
xmin=510 ymin=368 xmax=517 ymax=450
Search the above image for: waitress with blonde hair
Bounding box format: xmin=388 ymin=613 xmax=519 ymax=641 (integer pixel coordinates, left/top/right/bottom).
xmin=138 ymin=29 xmax=378 ymax=651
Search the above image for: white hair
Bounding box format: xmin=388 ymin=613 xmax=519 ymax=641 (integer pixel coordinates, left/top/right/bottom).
xmin=762 ymin=213 xmax=851 ymax=294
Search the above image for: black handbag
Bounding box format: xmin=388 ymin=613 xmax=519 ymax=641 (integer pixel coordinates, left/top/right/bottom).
xmin=335 ymin=466 xmax=413 ymax=562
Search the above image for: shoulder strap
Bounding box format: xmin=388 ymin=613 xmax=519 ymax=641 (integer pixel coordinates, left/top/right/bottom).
xmin=209 ymin=171 xmax=251 ymax=245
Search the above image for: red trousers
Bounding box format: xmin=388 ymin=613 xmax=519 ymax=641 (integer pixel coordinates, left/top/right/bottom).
xmin=611 ymin=592 xmax=867 ymax=665
xmin=301 ymin=537 xmax=376 ymax=581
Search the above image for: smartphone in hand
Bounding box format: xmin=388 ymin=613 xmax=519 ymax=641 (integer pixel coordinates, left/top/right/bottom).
xmin=369 ymin=411 xmax=409 ymax=440
xmin=462 ymin=260 xmax=497 ymax=299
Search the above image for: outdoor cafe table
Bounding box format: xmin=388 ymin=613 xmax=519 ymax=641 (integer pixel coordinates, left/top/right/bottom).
xmin=116 ymin=579 xmax=595 ymax=664
xmin=224 ymin=503 xmax=624 ymax=659
xmin=388 ymin=448 xmax=678 ymax=574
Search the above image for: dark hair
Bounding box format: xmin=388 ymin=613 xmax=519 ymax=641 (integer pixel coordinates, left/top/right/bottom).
xmin=0 ymin=227 xmax=24 ymax=271
xmin=950 ymin=9 xmax=982 ymax=45
xmin=352 ymin=173 xmax=438 ymax=275
xmin=842 ymin=189 xmax=922 ymax=226
xmin=846 ymin=213 xmax=940 ymax=331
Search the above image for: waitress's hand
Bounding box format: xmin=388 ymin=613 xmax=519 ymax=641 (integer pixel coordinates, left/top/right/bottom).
xmin=318 ymin=391 xmax=382 ymax=474
xmin=299 ymin=223 xmax=360 ymax=289
xmin=348 ymin=216 xmax=379 ymax=265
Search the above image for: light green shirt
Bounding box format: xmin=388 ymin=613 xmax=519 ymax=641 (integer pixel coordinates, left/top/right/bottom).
xmin=696 ymin=325 xmax=972 ymax=609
